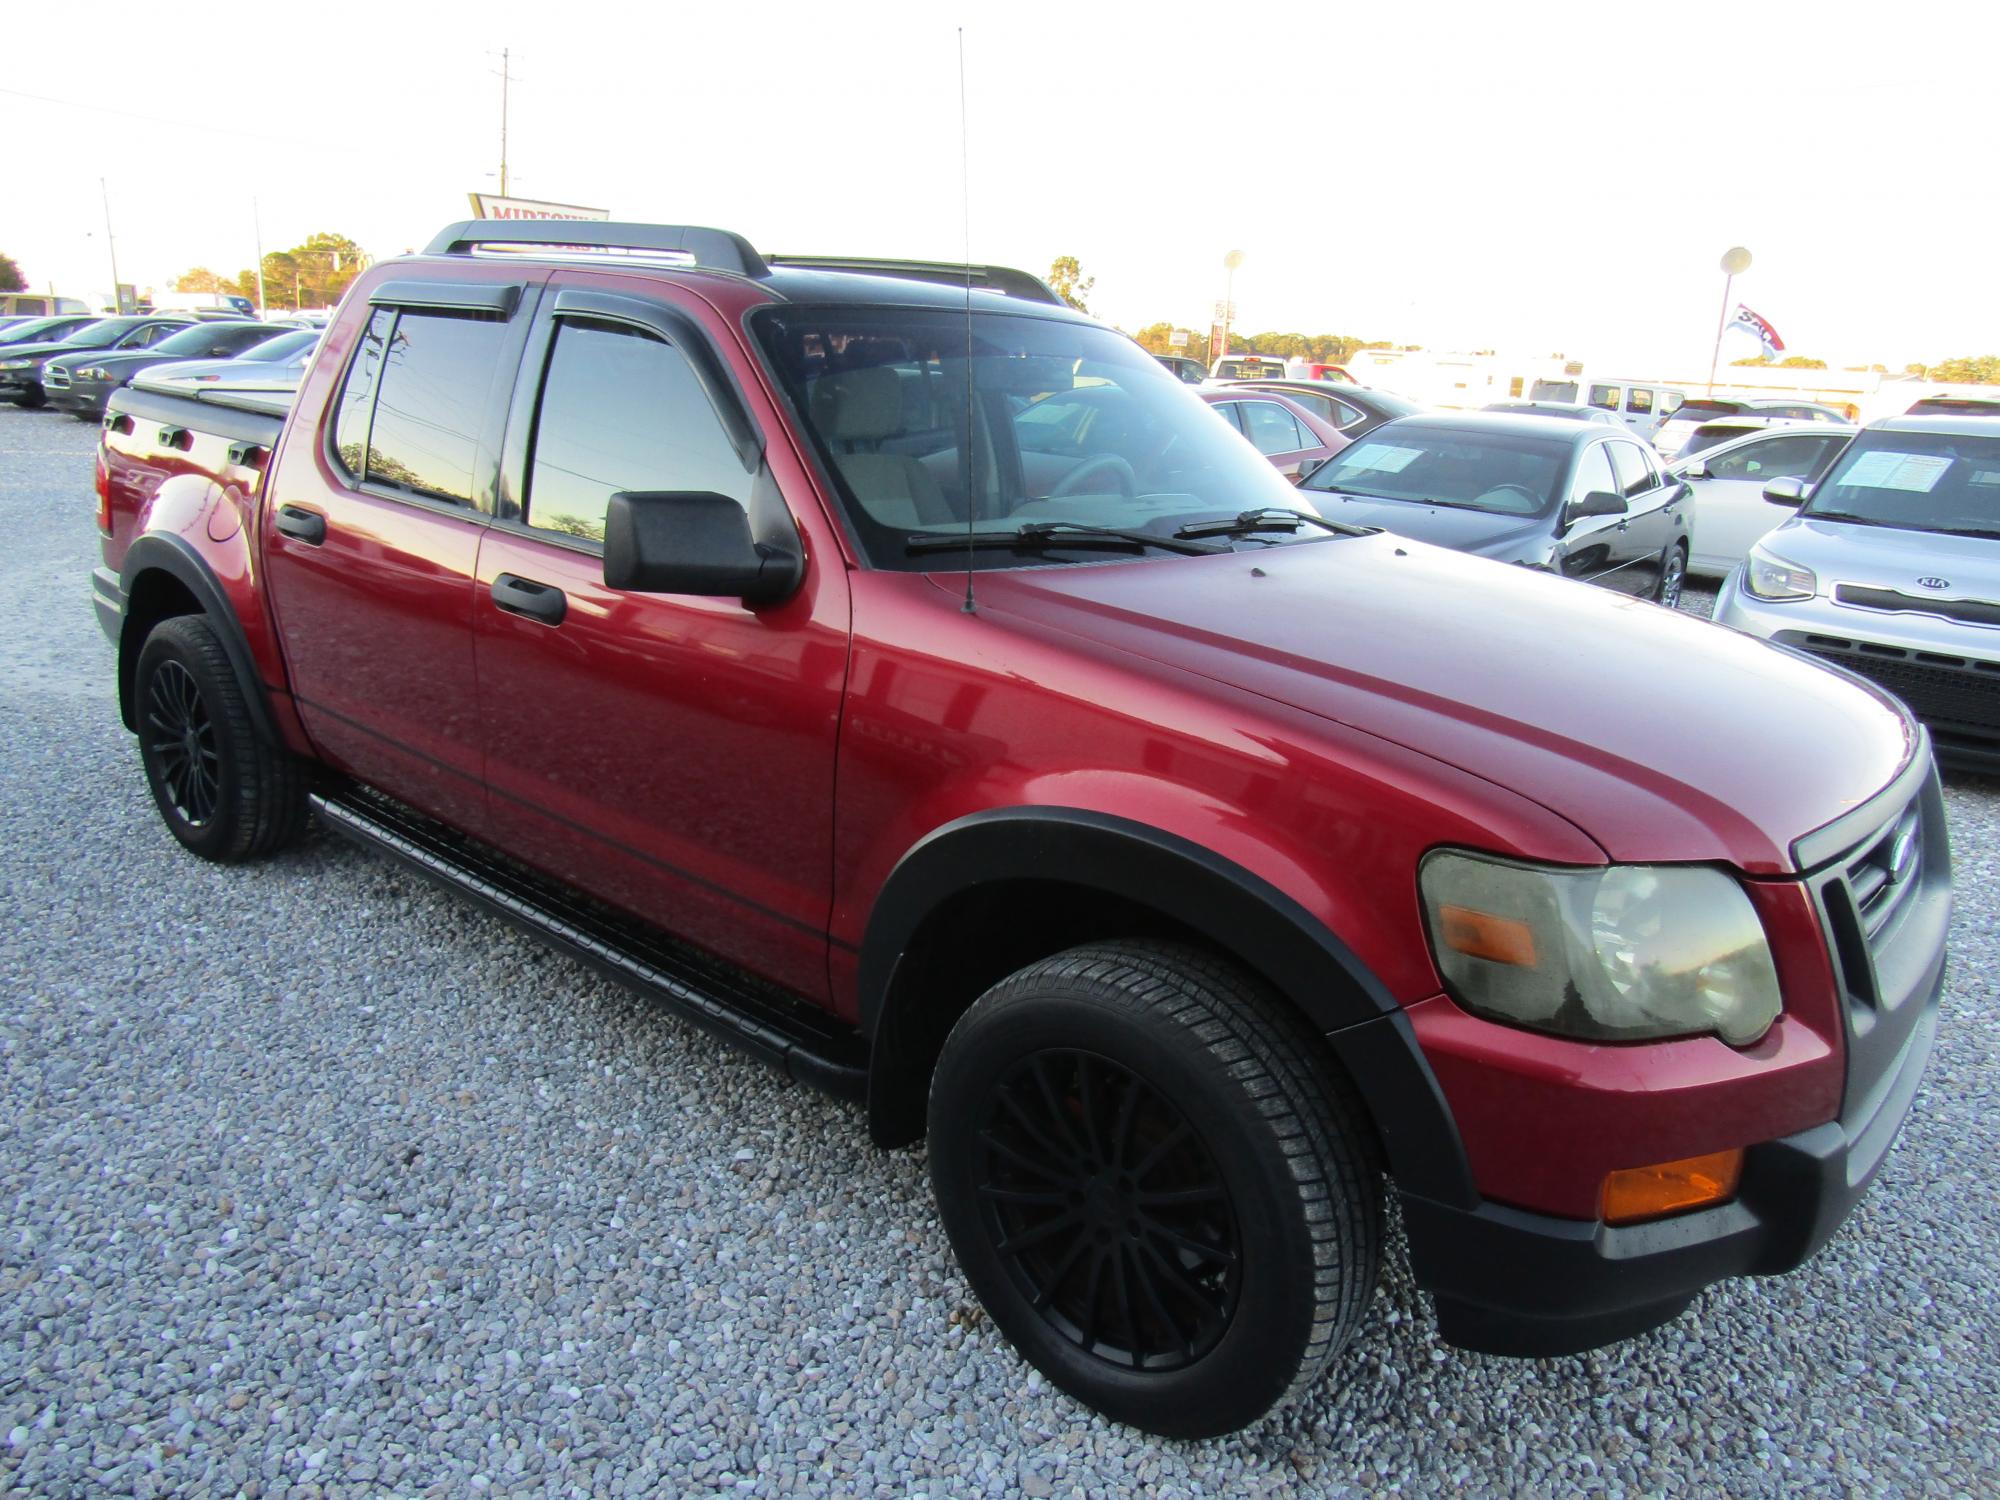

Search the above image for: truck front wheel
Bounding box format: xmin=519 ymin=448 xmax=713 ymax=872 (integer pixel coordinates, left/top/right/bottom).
xmin=134 ymin=615 xmax=307 ymax=862
xmin=928 ymin=941 xmax=1383 ymax=1438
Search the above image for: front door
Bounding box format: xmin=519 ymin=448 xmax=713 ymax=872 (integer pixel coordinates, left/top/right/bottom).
xmin=261 ymin=284 xmax=534 ymax=832
xmin=471 ymin=278 xmax=849 ymax=1001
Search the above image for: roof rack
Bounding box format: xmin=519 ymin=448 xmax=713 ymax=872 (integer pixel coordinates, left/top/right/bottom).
xmin=424 ymin=220 xmax=770 ymax=279
xmin=420 ymin=223 xmax=1063 ymax=307
xmin=764 ymin=255 xmax=1062 ymax=305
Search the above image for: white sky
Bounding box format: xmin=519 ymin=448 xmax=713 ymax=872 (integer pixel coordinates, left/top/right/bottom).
xmin=7 ymin=0 xmax=1996 ymax=373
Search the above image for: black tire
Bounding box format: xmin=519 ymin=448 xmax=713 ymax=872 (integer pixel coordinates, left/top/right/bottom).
xmin=928 ymin=941 xmax=1382 ymax=1438
xmin=134 ymin=614 xmax=308 ymax=862
xmin=1655 ymin=542 xmax=1688 ymax=607
xmin=14 ymin=385 xmax=45 ymax=409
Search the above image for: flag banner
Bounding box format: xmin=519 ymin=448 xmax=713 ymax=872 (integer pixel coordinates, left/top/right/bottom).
xmin=1727 ymin=304 xmax=1786 ymax=355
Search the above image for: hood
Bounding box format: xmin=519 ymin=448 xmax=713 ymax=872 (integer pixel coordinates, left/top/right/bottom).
xmin=966 ymin=533 xmax=1916 ymax=874
xmin=0 ymin=340 xmax=94 ymax=363
xmin=1302 ymin=489 xmax=1550 ymax=560
xmin=1762 ymin=516 xmax=2000 ymax=600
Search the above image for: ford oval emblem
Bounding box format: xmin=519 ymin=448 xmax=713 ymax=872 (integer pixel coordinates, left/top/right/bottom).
xmin=1915 ymin=576 xmax=1950 ymax=590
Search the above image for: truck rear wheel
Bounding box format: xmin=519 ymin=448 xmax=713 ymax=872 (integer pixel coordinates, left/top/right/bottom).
xmin=134 ymin=615 xmax=307 ymax=862
xmin=927 ymin=941 xmax=1382 ymax=1438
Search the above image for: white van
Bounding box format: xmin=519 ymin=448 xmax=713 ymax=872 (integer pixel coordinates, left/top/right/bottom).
xmin=1529 ymin=376 xmax=1684 ymax=438
xmin=0 ymin=292 xmax=90 ymax=318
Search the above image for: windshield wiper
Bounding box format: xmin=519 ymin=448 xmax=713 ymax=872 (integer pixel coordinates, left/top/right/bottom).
xmin=905 ymin=521 xmax=1224 ymax=557
xmin=1173 ymin=506 xmax=1374 ymax=540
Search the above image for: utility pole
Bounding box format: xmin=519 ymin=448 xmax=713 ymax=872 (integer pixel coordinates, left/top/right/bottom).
xmin=253 ymin=195 xmax=267 ymax=318
xmin=100 ymin=178 xmax=122 ymax=313
xmin=499 ymin=46 xmax=512 ymax=197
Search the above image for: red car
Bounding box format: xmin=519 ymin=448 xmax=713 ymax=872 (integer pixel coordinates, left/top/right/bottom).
xmin=1198 ymin=386 xmax=1350 ymax=481
xmin=94 ymin=220 xmax=1946 ymax=1438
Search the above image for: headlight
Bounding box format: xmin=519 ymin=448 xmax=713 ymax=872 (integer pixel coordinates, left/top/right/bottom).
xmin=0 ymin=359 xmax=32 ymax=371
xmin=80 ymin=367 xmax=111 ymax=381
xmin=1420 ymin=850 xmax=1781 ymax=1046
xmin=1743 ymin=546 xmax=1817 ymax=601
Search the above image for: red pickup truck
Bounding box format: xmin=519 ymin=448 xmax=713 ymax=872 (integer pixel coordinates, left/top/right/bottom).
xmin=93 ymin=220 xmax=1948 ymax=1438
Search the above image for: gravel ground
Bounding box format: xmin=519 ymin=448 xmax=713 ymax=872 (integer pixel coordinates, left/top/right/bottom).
xmin=1 ymin=403 xmax=1996 ymax=1498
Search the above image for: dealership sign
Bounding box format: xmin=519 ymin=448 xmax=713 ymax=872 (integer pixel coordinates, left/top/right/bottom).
xmin=467 ymin=194 xmax=610 ymax=222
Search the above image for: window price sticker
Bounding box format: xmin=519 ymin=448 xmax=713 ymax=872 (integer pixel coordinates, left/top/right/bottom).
xmin=1343 ymin=444 xmax=1422 ymax=473
xmin=1840 ymin=451 xmax=1952 ymax=492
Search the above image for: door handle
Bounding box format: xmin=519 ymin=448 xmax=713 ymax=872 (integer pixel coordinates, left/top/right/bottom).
xmin=274 ymin=505 xmax=325 ymax=544
xmin=491 ymin=572 xmax=567 ymax=626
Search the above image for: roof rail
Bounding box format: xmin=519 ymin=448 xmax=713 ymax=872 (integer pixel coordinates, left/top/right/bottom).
xmin=764 ymin=255 xmax=1063 ymax=306
xmin=424 ymin=221 xmax=770 ymax=279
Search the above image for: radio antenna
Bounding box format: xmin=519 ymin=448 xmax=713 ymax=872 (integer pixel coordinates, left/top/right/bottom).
xmin=958 ymin=26 xmax=977 ymax=614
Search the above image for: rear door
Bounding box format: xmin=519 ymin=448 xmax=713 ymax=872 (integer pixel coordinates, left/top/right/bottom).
xmin=1554 ymin=440 xmax=1630 ymax=588
xmin=470 ymin=276 xmax=849 ymax=1001
xmin=1606 ymin=438 xmax=1675 ymax=593
xmin=261 ymin=275 xmax=538 ymax=832
xmin=1684 ymin=430 xmax=1851 ymax=574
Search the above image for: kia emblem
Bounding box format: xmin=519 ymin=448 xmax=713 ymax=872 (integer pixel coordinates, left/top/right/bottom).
xmin=1915 ymin=576 xmax=1950 ymax=590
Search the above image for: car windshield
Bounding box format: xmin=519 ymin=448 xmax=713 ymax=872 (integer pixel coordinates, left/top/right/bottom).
xmin=752 ymin=306 xmax=1307 ymax=570
xmin=51 ymin=319 xmax=138 ymax=350
xmin=236 ymin=330 xmax=318 ymax=362
xmin=1802 ymin=430 xmax=2000 ymax=538
xmin=1300 ymin=423 xmax=1566 ymax=515
xmin=146 ymin=324 xmax=261 ymax=357
xmin=1529 ymin=379 xmax=1578 ymax=402
xmin=0 ymin=318 xmax=76 ymax=346
xmin=1669 ymin=400 xmax=1744 ymax=424
xmin=1681 ymin=422 xmax=1765 ymax=457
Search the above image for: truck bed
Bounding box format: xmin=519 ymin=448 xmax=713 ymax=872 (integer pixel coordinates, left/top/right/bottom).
xmin=100 ymin=386 xmax=287 ymax=574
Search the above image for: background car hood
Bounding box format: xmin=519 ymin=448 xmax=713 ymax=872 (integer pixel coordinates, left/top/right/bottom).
xmin=0 ymin=341 xmax=92 ymax=362
xmin=969 ymin=532 xmax=1915 ymax=873
xmin=1303 ymin=491 xmax=1550 ymax=560
xmin=1763 ymin=516 xmax=2000 ymax=598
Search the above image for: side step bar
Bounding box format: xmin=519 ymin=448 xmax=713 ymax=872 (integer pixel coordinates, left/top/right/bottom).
xmin=309 ymin=786 xmax=868 ymax=1102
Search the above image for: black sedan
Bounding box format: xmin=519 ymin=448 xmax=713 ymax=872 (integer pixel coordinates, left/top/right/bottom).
xmin=1297 ymin=412 xmax=1693 ymax=604
xmin=0 ymin=316 xmax=198 ymax=407
xmin=1215 ymin=379 xmax=1424 ymax=440
xmin=44 ymin=321 xmax=287 ymax=418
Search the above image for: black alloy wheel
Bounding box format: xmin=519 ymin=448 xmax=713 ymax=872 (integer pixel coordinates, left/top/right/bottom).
xmin=143 ymin=656 xmax=222 ymax=827
xmin=975 ymin=1048 xmax=1241 ymax=1372
xmin=134 ymin=615 xmax=308 ymax=862
xmin=930 ymin=942 xmax=1382 ymax=1438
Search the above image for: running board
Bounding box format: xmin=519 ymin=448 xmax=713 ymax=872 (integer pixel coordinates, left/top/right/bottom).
xmin=308 ymin=786 xmax=868 ymax=1101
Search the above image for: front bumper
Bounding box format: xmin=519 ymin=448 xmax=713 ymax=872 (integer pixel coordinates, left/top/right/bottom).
xmin=1402 ymin=752 xmax=1948 ymax=1356
xmin=47 ymin=376 xmax=116 ymax=416
xmin=1717 ymin=570 xmax=2000 ymax=771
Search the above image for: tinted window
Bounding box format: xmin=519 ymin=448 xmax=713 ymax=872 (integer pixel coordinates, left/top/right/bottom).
xmin=359 ymin=311 xmax=506 ymax=505
xmin=149 ymin=323 xmax=278 ymax=358
xmin=1241 ymin=401 xmax=1307 ymax=455
xmin=525 ymin=318 xmax=752 ymax=543
xmin=1673 ymin=399 xmax=1746 ymax=422
xmin=1279 ymin=390 xmax=1336 ymax=422
xmin=117 ymin=323 xmax=183 ymax=350
xmin=1569 ymin=443 xmax=1618 ymax=504
xmin=1625 ymin=387 xmax=1654 ymax=415
xmin=1329 ymin=397 xmax=1365 ymax=428
xmin=332 ymin=308 xmax=394 ymax=483
xmin=1587 ymin=384 xmax=1619 ymax=411
xmin=1531 ymin=379 xmax=1579 ymax=402
xmin=1705 ymin=433 xmax=1846 ymax=482
xmin=1608 ymin=441 xmax=1658 ymax=497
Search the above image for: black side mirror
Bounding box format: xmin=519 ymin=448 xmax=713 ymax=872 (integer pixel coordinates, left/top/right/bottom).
xmin=1568 ymin=489 xmax=1626 ymax=522
xmin=1762 ymin=475 xmax=1807 ymax=507
xmin=602 ymin=490 xmax=802 ymax=606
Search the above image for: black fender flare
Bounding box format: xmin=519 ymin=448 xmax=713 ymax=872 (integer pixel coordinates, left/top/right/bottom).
xmin=859 ymin=807 xmax=1476 ymax=1207
xmin=118 ymin=532 xmax=283 ymax=748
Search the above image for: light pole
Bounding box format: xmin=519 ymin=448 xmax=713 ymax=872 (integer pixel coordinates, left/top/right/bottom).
xmin=100 ymin=178 xmax=122 ymax=313
xmin=1221 ymin=248 xmax=1244 ymax=359
xmin=1706 ymin=245 xmax=1752 ymax=396
xmin=252 ymin=195 xmax=267 ymax=318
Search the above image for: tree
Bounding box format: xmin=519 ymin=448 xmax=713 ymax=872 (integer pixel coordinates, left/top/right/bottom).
xmin=1047 ymin=256 xmax=1093 ymax=314
xmin=0 ymin=253 xmax=23 ymax=293
xmin=174 ymin=267 xmax=239 ymax=294
xmin=1130 ymin=321 xmax=1208 ymax=366
xmin=173 ymin=230 xmax=368 ymax=312
xmin=1730 ymin=354 xmax=1774 ymax=367
xmin=1778 ymin=356 xmax=1827 ymax=369
xmin=1926 ymin=355 xmax=2000 ymax=385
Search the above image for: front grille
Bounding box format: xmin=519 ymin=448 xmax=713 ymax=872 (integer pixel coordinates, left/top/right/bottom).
xmin=1802 ymin=634 xmax=2000 ymax=739
xmin=1835 ymin=585 xmax=2000 ymax=630
xmin=1843 ymin=799 xmax=1924 ymax=947
xmin=43 ymin=365 xmax=69 ymax=390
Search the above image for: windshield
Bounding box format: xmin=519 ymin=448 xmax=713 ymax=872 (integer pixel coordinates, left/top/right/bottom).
xmin=1802 ymin=430 xmax=2000 ymax=538
xmin=1667 ymin=400 xmax=1744 ymax=425
xmin=1529 ymin=379 xmax=1578 ymax=402
xmin=50 ymin=319 xmax=139 ymax=350
xmin=752 ymin=307 xmax=1306 ymax=570
xmin=0 ymin=318 xmax=77 ymax=346
xmin=237 ymin=330 xmax=318 ymax=362
xmin=1301 ymin=423 xmax=1566 ymax=515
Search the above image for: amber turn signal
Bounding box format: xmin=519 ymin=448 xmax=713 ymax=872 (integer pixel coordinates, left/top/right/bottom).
xmin=1437 ymin=904 xmax=1538 ymax=967
xmin=1602 ymin=1149 xmax=1745 ymax=1226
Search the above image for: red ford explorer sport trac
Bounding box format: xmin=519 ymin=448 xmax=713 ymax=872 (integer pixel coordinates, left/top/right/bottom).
xmin=91 ymin=219 xmax=1948 ymax=1438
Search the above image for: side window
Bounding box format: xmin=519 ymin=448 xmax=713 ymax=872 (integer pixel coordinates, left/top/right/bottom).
xmin=1710 ymin=434 xmax=1842 ymax=482
xmin=1330 ymin=397 xmax=1366 ymax=428
xmin=119 ymin=324 xmax=170 ymax=349
xmin=1608 ymin=441 xmax=1657 ymax=498
xmin=1625 ymin=387 xmax=1654 ymax=415
xmin=1570 ymin=443 xmax=1618 ymax=504
xmin=1211 ymin=401 xmax=1247 ymax=434
xmin=363 ymin=310 xmax=508 ymax=506
xmin=332 ymin=307 xmax=394 ymax=481
xmin=1242 ymin=401 xmax=1307 ymax=455
xmin=1587 ymin=384 xmax=1619 ymax=411
xmin=524 ymin=317 xmax=752 ymax=544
